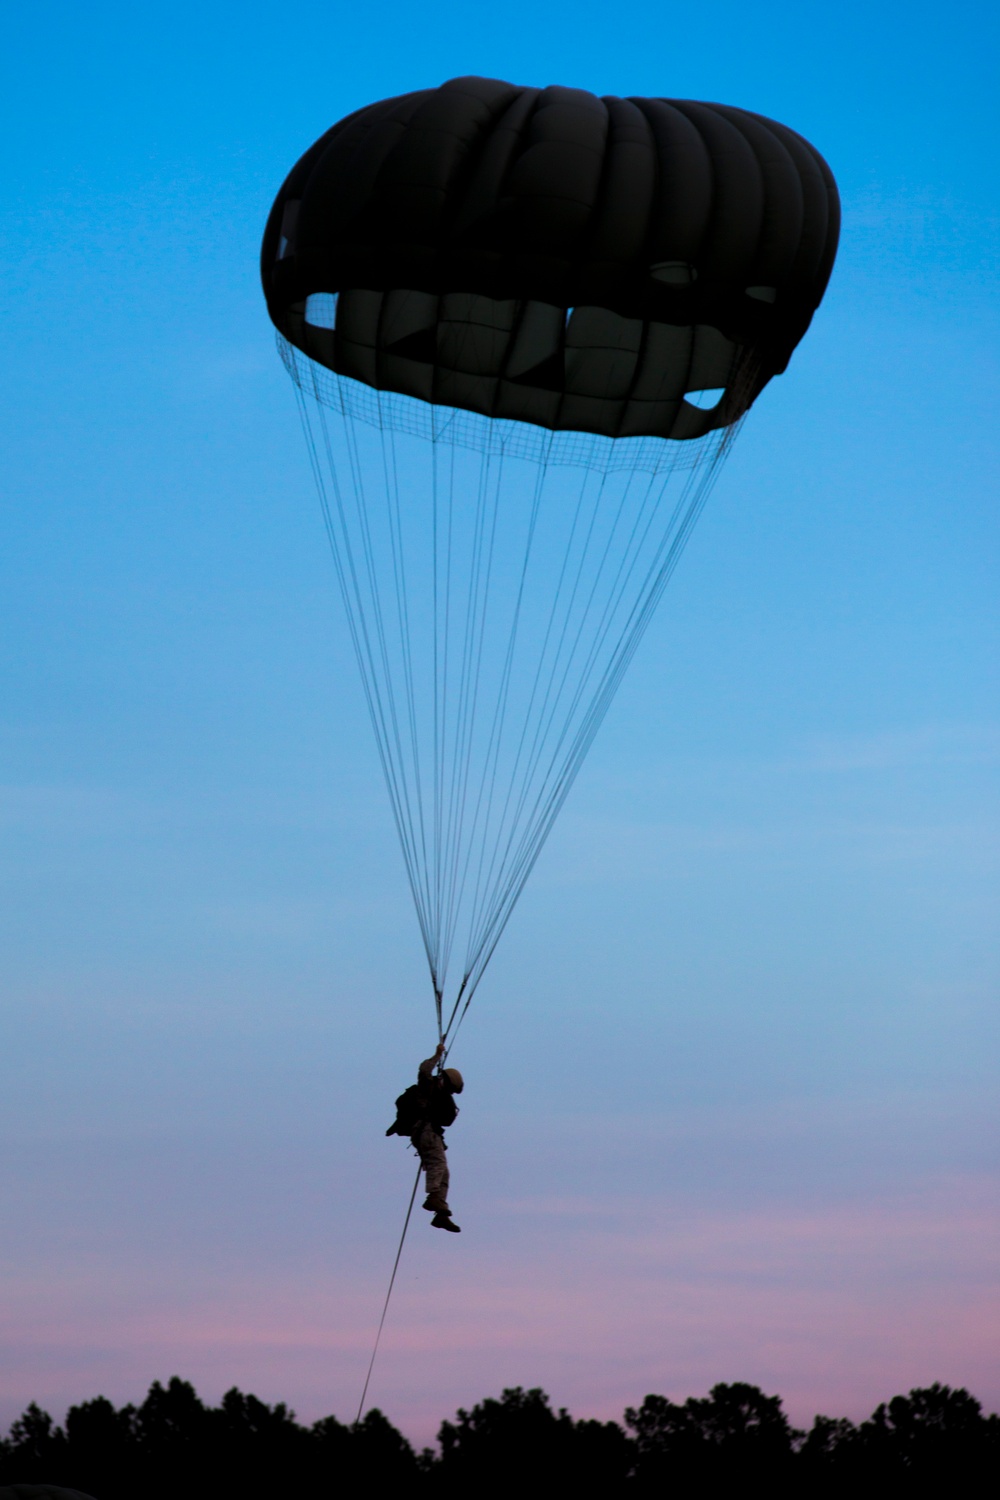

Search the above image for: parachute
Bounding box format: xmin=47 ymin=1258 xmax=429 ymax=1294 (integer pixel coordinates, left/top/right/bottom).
xmin=261 ymin=77 xmax=839 ymax=1044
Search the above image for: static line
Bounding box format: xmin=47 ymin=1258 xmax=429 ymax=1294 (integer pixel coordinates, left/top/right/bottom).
xmin=354 ymin=1161 xmax=424 ymax=1429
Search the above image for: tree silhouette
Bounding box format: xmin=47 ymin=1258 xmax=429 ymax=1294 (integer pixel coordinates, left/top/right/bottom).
xmin=626 ymin=1381 xmax=797 ymax=1492
xmin=437 ymin=1386 xmax=630 ymax=1496
xmin=2 ymin=1407 xmax=68 ymax=1478
xmin=0 ymin=1380 xmax=420 ymax=1498
xmin=0 ymin=1376 xmax=996 ymax=1495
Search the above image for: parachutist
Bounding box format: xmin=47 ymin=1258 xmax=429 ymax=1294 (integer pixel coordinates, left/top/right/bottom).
xmin=387 ymin=1042 xmax=464 ymax=1231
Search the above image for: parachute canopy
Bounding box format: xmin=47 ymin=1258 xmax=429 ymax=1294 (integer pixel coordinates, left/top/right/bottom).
xmin=262 ymin=80 xmax=838 ymax=1040
xmin=262 ymin=76 xmax=839 ymax=441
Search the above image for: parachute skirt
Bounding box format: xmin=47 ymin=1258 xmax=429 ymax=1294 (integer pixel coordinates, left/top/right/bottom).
xmin=282 ymin=338 xmax=746 ymax=1039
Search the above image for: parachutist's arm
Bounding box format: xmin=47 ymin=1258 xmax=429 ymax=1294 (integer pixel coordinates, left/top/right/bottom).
xmin=419 ymin=1042 xmax=444 ymax=1079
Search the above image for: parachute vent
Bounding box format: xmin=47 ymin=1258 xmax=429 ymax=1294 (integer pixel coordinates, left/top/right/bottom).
xmin=304 ymin=293 xmax=338 ymax=330
xmin=684 ymin=388 xmax=726 ymax=410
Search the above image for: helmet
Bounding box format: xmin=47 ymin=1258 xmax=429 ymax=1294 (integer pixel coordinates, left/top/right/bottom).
xmin=443 ymin=1067 xmax=464 ymax=1094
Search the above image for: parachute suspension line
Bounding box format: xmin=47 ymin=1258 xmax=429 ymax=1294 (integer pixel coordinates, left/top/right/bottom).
xmin=443 ymin=440 xmax=512 ymax=991
xmin=457 ymin=453 xmax=635 ymax=1002
xmin=439 ymin=451 xmax=625 ymax=1037
xmin=441 ymin=425 xmax=741 ymax=1035
xmin=304 ymin=379 xmax=439 ymax=981
xmin=290 ymin=347 xmax=750 ymax=1049
xmin=461 ymin=438 xmax=552 ymax=990
xmin=491 ymin=455 xmax=723 ymax=946
xmin=437 ymin=434 xmax=553 ymax=1043
xmin=471 ymin=459 xmax=667 ymax=952
xmin=463 ymin=460 xmax=617 ymax=962
xmin=502 ymin=431 xmax=739 ymax=913
xmin=378 ymin=405 xmax=434 ymax=946
xmin=443 ymin=444 xmax=740 ymax=1021
xmin=433 ymin=439 xmax=480 ymax=992
xmin=430 ymin=415 xmax=444 ymax=1027
xmin=433 ymin=433 xmax=459 ymax=998
xmin=432 ymin=436 xmax=496 ymax=1012
xmin=301 ymin=379 xmax=451 ymax=1015
xmin=379 ymin=400 xmax=446 ymax=1027
xmin=346 ymin=398 xmax=436 ymax=961
xmin=293 ymin=381 xmax=404 ymax=856
xmin=442 ymin=439 xmax=503 ymax=978
xmin=354 ymin=1160 xmax=423 ymax=1430
xmin=448 ymin=457 xmax=595 ymax=976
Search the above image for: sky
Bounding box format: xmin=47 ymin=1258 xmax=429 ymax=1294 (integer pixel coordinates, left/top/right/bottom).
xmin=1 ymin=0 xmax=998 ymax=1447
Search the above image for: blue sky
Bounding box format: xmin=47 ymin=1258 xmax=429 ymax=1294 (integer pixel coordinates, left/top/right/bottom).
xmin=1 ymin=0 xmax=997 ymax=1443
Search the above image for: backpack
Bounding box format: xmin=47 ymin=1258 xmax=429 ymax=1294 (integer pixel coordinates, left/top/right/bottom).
xmin=385 ymin=1083 xmax=426 ymax=1138
xmin=385 ymin=1078 xmax=459 ymax=1137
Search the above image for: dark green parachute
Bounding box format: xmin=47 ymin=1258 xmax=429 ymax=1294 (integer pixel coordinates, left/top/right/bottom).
xmin=261 ymin=79 xmax=838 ymax=1043
xmin=262 ymin=76 xmax=838 ymax=441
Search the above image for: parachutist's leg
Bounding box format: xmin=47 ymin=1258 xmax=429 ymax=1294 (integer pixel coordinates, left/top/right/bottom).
xmin=417 ymin=1124 xmax=450 ymax=1214
xmin=423 ymin=1135 xmax=459 ymax=1230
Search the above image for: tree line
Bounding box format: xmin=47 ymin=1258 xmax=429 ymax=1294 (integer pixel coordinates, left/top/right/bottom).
xmin=1 ymin=1376 xmax=996 ymax=1497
